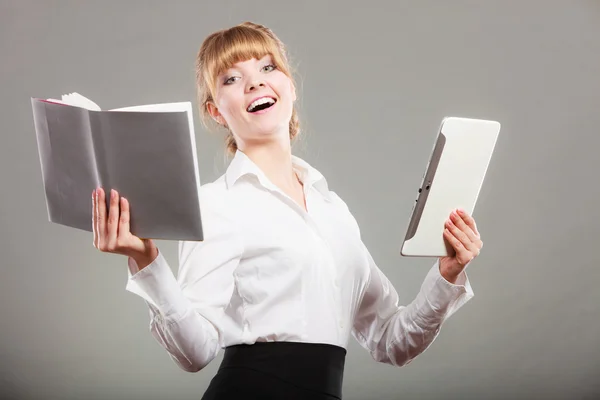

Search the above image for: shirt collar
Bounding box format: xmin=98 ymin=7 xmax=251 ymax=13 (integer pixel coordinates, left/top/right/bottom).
xmin=225 ymin=150 xmax=331 ymax=201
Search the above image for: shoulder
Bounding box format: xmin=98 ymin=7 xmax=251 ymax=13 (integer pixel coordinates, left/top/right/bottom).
xmin=328 ymin=190 xmax=350 ymax=211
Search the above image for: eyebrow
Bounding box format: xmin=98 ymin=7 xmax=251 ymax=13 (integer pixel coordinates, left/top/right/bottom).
xmin=219 ymin=55 xmax=273 ymax=79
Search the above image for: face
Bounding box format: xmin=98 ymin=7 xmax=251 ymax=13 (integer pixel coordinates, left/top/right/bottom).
xmin=207 ymin=54 xmax=296 ymax=147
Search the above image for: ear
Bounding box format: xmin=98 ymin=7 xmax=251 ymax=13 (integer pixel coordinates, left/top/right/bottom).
xmin=206 ymin=101 xmax=226 ymax=126
xmin=290 ymin=81 xmax=297 ymax=102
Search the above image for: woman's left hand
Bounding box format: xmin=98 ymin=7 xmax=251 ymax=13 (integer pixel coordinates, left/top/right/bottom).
xmin=439 ymin=208 xmax=483 ymax=284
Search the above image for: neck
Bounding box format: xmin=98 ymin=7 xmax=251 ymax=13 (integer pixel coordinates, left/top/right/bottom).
xmin=239 ymin=139 xmax=298 ymax=190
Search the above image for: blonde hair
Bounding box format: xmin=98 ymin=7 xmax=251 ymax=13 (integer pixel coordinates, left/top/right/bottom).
xmin=195 ymin=22 xmax=300 ymax=155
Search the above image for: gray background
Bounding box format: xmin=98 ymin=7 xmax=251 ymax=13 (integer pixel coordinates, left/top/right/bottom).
xmin=1 ymin=1 xmax=599 ymax=399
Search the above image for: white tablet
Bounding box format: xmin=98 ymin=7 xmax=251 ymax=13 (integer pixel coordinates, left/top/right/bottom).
xmin=400 ymin=117 xmax=500 ymax=257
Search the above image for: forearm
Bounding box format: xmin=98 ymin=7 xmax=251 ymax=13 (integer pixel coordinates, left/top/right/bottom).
xmin=355 ymin=261 xmax=474 ymax=367
xmin=390 ymin=264 xmax=473 ymax=360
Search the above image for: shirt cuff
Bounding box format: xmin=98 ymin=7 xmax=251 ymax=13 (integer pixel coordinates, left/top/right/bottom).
xmin=419 ymin=259 xmax=475 ymax=319
xmin=125 ymin=249 xmax=191 ymax=324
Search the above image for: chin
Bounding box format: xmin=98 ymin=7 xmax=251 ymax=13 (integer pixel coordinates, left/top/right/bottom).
xmin=239 ymin=105 xmax=293 ymax=143
xmin=249 ymin=117 xmax=291 ymax=138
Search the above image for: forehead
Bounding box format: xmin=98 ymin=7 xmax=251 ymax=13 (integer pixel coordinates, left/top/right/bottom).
xmin=214 ymin=42 xmax=276 ymax=75
xmin=223 ymin=54 xmax=272 ymax=72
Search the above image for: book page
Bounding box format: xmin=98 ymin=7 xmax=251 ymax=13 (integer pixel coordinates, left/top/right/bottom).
xmin=46 ymin=92 xmax=102 ymax=111
xmin=31 ymin=99 xmax=101 ymax=232
xmin=110 ymin=102 xmax=190 ymax=112
xmin=89 ymin=105 xmax=203 ymax=240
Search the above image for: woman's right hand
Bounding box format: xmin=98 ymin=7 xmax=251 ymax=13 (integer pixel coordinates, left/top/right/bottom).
xmin=92 ymin=187 xmax=158 ymax=268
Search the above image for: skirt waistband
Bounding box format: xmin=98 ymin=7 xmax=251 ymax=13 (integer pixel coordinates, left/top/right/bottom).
xmin=221 ymin=341 xmax=346 ymax=398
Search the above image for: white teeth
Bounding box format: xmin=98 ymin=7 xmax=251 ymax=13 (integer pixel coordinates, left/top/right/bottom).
xmin=247 ymin=97 xmax=275 ymax=112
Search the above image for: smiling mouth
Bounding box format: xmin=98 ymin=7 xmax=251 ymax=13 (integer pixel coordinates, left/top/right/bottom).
xmin=247 ymin=97 xmax=277 ymax=113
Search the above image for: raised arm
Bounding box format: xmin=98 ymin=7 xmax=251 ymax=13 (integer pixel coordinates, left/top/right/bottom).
xmin=327 ymin=191 xmax=475 ymax=367
xmin=351 ymin=250 xmax=473 ymax=367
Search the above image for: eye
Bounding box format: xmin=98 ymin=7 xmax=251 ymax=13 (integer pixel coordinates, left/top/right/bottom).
xmin=262 ymin=64 xmax=276 ymax=73
xmin=223 ymin=76 xmax=239 ymax=85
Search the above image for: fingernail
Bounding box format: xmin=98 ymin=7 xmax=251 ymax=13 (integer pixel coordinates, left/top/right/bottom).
xmin=111 ymin=189 xmax=115 ymax=199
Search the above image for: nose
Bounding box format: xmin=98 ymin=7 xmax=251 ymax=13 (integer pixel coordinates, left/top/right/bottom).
xmin=245 ymin=76 xmax=266 ymax=92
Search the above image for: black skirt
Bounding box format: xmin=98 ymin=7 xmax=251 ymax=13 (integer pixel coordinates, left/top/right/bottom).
xmin=201 ymin=341 xmax=346 ymax=400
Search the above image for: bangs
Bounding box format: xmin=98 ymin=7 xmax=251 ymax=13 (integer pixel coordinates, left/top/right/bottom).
xmin=202 ymin=26 xmax=288 ymax=97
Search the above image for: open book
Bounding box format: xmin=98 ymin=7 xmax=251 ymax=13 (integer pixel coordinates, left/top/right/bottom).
xmin=30 ymin=93 xmax=204 ymax=241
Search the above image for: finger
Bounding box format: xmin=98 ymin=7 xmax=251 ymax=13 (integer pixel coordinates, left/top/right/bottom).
xmin=450 ymin=211 xmax=478 ymax=243
xmin=97 ymin=188 xmax=107 ymax=250
xmin=443 ymin=228 xmax=475 ymax=264
xmin=107 ymin=189 xmax=120 ymax=247
xmin=446 ymin=218 xmax=479 ymax=256
xmin=443 ymin=228 xmax=466 ymax=254
xmin=457 ymin=209 xmax=480 ymax=237
xmin=92 ymin=188 xmax=98 ymax=248
xmin=455 ymin=210 xmax=484 ymax=251
xmin=119 ymin=197 xmax=131 ymax=239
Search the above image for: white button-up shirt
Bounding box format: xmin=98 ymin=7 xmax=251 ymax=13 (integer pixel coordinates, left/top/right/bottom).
xmin=125 ymin=150 xmax=474 ymax=372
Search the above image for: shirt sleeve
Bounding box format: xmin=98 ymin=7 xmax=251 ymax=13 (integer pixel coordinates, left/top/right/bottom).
xmin=352 ymin=247 xmax=474 ymax=367
xmin=124 ymin=185 xmax=244 ymax=372
xmin=329 ymin=191 xmax=474 ymax=367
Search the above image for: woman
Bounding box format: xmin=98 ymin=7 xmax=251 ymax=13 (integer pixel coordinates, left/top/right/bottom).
xmin=92 ymin=22 xmax=482 ymax=400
